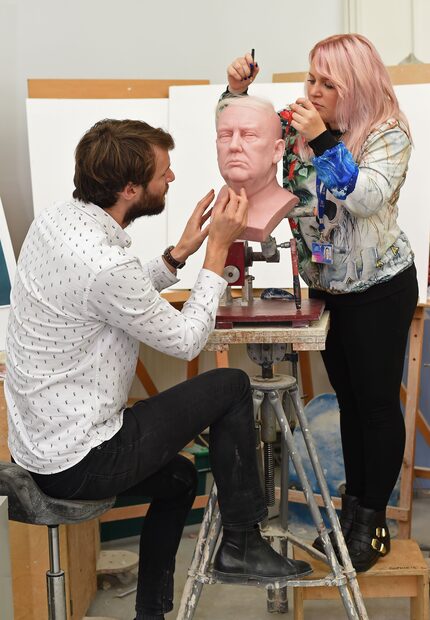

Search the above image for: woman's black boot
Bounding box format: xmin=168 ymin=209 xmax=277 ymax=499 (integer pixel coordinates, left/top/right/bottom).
xmin=312 ymin=493 xmax=359 ymax=558
xmin=347 ymin=505 xmax=390 ymax=572
xmin=213 ymin=526 xmax=312 ymax=584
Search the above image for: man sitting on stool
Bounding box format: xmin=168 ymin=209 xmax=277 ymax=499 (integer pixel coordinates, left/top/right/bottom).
xmin=5 ymin=119 xmax=311 ymax=620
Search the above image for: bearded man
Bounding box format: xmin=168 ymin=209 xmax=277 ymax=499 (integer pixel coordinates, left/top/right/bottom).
xmin=5 ymin=119 xmax=311 ymax=620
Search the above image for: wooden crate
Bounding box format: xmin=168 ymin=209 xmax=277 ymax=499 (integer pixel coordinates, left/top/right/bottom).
xmin=293 ymin=539 xmax=429 ymax=620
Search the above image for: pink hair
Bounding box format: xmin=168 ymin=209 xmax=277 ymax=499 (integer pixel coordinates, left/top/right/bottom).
xmin=306 ymin=34 xmax=411 ymax=160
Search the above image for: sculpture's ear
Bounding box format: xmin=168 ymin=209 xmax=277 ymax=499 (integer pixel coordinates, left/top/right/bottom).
xmin=273 ymin=138 xmax=286 ymax=164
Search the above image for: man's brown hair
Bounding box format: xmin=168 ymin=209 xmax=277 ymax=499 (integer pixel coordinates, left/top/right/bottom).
xmin=73 ymin=119 xmax=174 ymax=208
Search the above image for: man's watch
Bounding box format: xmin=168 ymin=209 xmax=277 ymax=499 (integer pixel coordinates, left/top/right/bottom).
xmin=163 ymin=245 xmax=186 ymax=270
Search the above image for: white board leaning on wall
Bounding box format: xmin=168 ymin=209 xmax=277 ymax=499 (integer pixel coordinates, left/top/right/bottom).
xmin=26 ymin=83 xmax=430 ymax=302
xmin=0 ymin=197 xmax=16 ymax=351
xmin=27 ymin=98 xmax=169 ymax=268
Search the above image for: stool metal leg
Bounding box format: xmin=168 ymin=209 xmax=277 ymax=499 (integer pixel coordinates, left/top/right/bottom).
xmin=254 ymin=387 xmax=291 ymax=614
xmin=177 ymin=483 xmax=221 ymax=620
xmin=268 ymin=386 xmax=368 ymax=620
xmin=267 ymin=577 xmax=288 ymax=614
xmin=285 ymin=386 xmax=369 ymax=619
xmin=47 ymin=525 xmax=67 ymax=620
xmin=279 ymin=395 xmax=293 ymax=531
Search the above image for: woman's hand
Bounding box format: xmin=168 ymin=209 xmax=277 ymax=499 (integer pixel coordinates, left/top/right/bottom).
xmin=290 ymin=98 xmax=327 ymax=141
xmin=227 ymin=52 xmax=260 ymax=95
xmin=171 ymin=189 xmax=215 ymax=264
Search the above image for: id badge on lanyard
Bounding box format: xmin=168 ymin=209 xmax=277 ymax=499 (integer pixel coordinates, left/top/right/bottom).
xmin=311 ymin=177 xmax=334 ymax=265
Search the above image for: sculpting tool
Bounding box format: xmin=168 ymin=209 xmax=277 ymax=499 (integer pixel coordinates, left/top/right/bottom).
xmin=290 ymin=238 xmax=301 ymax=310
xmin=250 ymin=48 xmax=255 ymax=77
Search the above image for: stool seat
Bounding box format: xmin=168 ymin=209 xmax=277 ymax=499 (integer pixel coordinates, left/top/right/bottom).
xmin=0 ymin=461 xmax=115 ymax=526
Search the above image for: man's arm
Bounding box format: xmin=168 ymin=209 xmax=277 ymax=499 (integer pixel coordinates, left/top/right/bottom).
xmin=203 ymin=187 xmax=248 ymax=276
xmin=152 ymin=186 xmax=248 ymax=286
xmin=164 ymin=186 xmax=248 ymax=277
xmin=87 ymin=188 xmax=248 ymax=361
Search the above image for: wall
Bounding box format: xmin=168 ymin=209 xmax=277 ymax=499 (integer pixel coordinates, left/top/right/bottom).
xmin=345 ymin=0 xmax=430 ymax=65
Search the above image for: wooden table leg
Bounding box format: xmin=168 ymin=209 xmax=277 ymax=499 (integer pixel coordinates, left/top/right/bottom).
xmin=398 ymin=306 xmax=425 ymax=539
xmin=410 ymin=573 xmax=429 ymax=620
xmin=298 ymin=350 xmax=314 ymax=404
xmin=293 ymin=588 xmax=305 ymax=620
xmin=187 ymin=356 xmax=199 ymax=379
xmin=135 ymin=358 xmax=159 ymax=396
xmin=215 ymin=350 xmax=229 ymax=368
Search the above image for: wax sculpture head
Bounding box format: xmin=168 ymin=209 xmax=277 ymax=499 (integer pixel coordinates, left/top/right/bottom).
xmin=214 ymin=97 xmax=298 ymax=242
xmin=216 ymin=96 xmax=285 ymax=198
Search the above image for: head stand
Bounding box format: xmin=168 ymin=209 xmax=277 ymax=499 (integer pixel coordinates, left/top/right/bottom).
xmin=220 ymin=236 xmax=301 ymax=309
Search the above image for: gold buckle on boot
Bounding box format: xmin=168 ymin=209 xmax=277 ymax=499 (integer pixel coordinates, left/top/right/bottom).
xmin=376 ymin=527 xmax=386 ymax=538
xmin=371 ymin=538 xmax=387 ymax=554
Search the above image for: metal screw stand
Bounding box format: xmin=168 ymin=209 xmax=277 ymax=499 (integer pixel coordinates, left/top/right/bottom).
xmin=47 ymin=525 xmax=67 ymax=620
xmin=177 ymin=345 xmax=369 ymax=620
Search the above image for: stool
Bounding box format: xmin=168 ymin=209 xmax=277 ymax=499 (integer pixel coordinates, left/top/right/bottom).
xmin=293 ymin=539 xmax=429 ymax=620
xmin=0 ymin=461 xmax=115 ymax=620
xmin=177 ymin=368 xmax=369 ymax=620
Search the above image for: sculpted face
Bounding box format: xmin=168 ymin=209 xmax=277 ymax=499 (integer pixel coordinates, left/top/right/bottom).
xmin=216 ymin=104 xmax=284 ymax=196
xmin=214 ymin=99 xmax=298 ymax=242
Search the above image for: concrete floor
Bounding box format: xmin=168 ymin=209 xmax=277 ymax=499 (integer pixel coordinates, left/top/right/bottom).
xmin=86 ymin=495 xmax=430 ymax=620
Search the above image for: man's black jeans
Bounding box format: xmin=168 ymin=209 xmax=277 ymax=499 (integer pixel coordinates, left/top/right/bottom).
xmin=30 ymin=368 xmax=267 ymax=616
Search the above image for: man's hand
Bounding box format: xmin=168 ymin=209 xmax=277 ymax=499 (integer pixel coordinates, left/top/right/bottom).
xmin=170 ymin=189 xmax=215 ymax=265
xmin=209 ymin=187 xmax=248 ymax=248
xmin=289 ymin=98 xmax=327 ymax=142
xmin=227 ymin=53 xmax=260 ymax=95
xmin=203 ymin=187 xmax=248 ymax=276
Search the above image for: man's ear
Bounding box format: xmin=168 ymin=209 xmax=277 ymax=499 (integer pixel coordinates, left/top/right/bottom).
xmin=273 ymin=138 xmax=286 ymax=164
xmin=121 ymin=182 xmax=141 ymax=201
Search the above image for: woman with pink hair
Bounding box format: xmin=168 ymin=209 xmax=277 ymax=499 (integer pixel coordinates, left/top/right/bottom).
xmin=224 ymin=34 xmax=418 ymax=572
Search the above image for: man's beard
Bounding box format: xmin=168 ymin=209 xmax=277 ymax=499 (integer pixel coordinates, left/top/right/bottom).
xmin=123 ymin=187 xmax=167 ymax=227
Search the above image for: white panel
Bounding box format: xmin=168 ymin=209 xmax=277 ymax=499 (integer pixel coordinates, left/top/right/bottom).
xmin=26 ymin=99 xmax=169 ymax=267
xmin=0 ymin=198 xmax=16 ymax=288
xmin=0 ymin=197 xmax=16 ymax=351
xmin=394 ymin=83 xmax=430 ymax=303
xmin=167 ymin=83 xmax=306 ymax=290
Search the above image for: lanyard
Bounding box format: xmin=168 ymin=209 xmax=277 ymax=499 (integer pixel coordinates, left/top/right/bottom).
xmin=315 ymin=176 xmax=327 ymax=234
